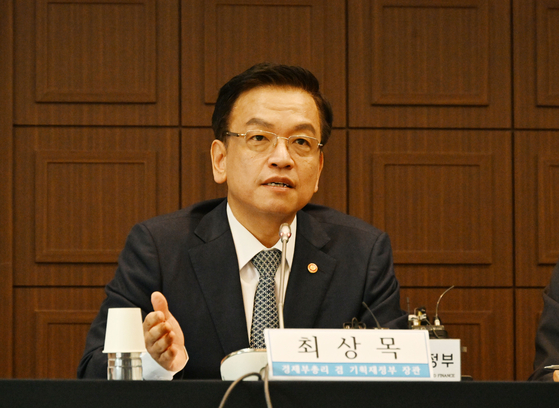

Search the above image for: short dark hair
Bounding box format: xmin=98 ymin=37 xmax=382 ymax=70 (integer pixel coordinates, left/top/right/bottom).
xmin=211 ymin=62 xmax=333 ymax=146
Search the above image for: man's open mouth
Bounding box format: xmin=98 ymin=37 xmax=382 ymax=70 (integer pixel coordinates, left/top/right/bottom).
xmin=265 ymin=182 xmax=292 ymax=188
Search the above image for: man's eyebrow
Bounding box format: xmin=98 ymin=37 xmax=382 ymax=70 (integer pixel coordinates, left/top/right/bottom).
xmin=293 ymin=123 xmax=317 ymax=135
xmin=245 ymin=118 xmax=317 ymax=135
xmin=245 ymin=118 xmax=273 ymax=128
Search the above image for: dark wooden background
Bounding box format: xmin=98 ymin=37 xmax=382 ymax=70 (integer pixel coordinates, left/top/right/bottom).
xmin=1 ymin=0 xmax=558 ymax=381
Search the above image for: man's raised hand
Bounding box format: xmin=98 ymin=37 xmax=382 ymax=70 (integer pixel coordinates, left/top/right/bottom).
xmin=143 ymin=291 xmax=188 ymax=372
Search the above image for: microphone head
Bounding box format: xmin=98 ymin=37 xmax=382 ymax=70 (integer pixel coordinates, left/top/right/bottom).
xmin=279 ymin=223 xmax=292 ymax=243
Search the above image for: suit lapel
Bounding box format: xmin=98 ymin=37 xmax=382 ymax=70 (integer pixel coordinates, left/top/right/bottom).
xmin=188 ymin=202 xmax=338 ymax=351
xmin=283 ymin=210 xmax=337 ymax=328
xmin=188 ymin=201 xmax=249 ymax=354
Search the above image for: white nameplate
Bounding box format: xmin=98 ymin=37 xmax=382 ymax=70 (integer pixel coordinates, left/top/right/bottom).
xmin=429 ymin=339 xmax=461 ymax=381
xmin=264 ymin=329 xmax=432 ymax=381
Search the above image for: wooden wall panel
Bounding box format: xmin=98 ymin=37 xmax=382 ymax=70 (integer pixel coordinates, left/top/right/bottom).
xmin=515 ymin=132 xmax=559 ymax=287
xmin=182 ymin=0 xmax=346 ymax=127
xmin=35 ymin=311 xmax=99 ymax=378
xmin=181 ymin=129 xmax=347 ymax=213
xmin=348 ymin=0 xmax=511 ymax=128
xmin=14 ymin=0 xmax=179 ymax=126
xmin=535 ymin=1 xmax=559 ymax=107
xmin=514 ymin=0 xmax=559 ymax=128
xmin=0 ymin=0 xmax=14 ymax=378
xmin=35 ymin=151 xmax=157 ymax=263
xmin=516 ymin=289 xmax=544 ymax=381
xmin=349 ymin=130 xmax=512 ymax=287
xmin=14 ymin=288 xmax=106 ymax=379
xmin=13 ymin=128 xmax=180 ymax=286
xmin=372 ymin=153 xmax=493 ymax=264
xmin=35 ymin=0 xmax=156 ymax=103
xmin=400 ymin=288 xmax=514 ymax=381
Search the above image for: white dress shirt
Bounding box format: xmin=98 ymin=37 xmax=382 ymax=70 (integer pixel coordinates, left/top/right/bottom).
xmin=141 ymin=203 xmax=297 ymax=379
xmin=227 ymin=204 xmax=296 ymax=335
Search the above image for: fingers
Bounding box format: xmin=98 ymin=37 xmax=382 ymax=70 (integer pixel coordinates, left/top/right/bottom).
xmin=143 ymin=311 xmax=177 ymax=358
xmin=144 ymin=315 xmax=170 ymax=343
xmin=145 ymin=292 xmax=176 ymax=350
xmin=147 ymin=322 xmax=175 ymax=354
xmin=153 ymin=337 xmax=180 ymax=365
xmin=554 ymin=370 xmax=559 ymax=382
xmin=143 ymin=291 xmax=187 ymax=371
xmin=143 ymin=291 xmax=172 ymax=350
xmin=143 ymin=309 xmax=165 ymax=332
xmin=151 ymin=291 xmax=171 ymax=320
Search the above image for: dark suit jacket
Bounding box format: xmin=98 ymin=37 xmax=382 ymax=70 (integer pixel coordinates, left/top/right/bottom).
xmin=529 ymin=260 xmax=559 ymax=381
xmin=78 ymin=198 xmax=407 ymax=379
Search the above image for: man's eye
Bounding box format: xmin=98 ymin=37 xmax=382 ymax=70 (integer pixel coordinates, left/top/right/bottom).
xmin=292 ymin=137 xmax=311 ymax=146
xmin=248 ymin=134 xmax=269 ymax=142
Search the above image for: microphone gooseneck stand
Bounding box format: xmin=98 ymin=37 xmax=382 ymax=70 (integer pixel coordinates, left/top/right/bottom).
xmin=278 ymin=223 xmax=291 ymax=329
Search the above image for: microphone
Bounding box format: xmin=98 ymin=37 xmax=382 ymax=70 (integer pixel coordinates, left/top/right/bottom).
xmin=279 ymin=223 xmax=291 ymax=243
xmin=434 ymin=285 xmax=454 ymax=326
xmin=361 ymin=301 xmax=383 ymax=329
xmin=278 ymin=223 xmax=291 ymax=329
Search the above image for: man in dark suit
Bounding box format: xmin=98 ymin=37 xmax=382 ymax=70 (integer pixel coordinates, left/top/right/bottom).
xmin=78 ymin=63 xmax=407 ymax=380
xmin=529 ymin=259 xmax=559 ymax=382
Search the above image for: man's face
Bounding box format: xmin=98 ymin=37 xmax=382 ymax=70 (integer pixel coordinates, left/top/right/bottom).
xmin=211 ymin=86 xmax=324 ymax=227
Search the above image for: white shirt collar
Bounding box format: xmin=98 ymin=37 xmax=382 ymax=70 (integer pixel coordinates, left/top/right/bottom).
xmin=226 ymin=203 xmax=296 ymax=270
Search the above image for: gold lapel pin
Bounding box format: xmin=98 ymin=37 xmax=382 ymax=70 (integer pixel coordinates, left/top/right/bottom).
xmin=308 ymin=263 xmax=318 ymax=273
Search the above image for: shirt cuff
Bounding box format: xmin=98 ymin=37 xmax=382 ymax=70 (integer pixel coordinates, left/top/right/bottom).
xmin=141 ymin=347 xmax=188 ymax=380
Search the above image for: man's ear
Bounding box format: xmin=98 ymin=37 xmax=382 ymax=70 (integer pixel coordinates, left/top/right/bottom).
xmin=211 ymin=139 xmax=227 ymax=184
xmin=313 ymin=151 xmax=324 ymax=193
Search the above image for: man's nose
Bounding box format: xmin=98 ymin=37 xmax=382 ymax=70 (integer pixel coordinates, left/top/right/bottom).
xmin=268 ymin=137 xmax=294 ymax=167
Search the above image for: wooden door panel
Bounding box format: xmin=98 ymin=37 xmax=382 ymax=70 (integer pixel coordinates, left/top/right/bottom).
xmin=349 ymin=130 xmax=513 ymax=287
xmin=514 ymin=0 xmax=559 ymax=128
xmin=13 ymin=128 xmax=180 ymax=286
xmin=349 ymin=0 xmax=511 ymax=128
xmin=14 ymin=287 xmax=106 ymax=379
xmin=14 ymin=0 xmax=179 ymax=126
xmin=515 ymin=132 xmax=559 ymax=286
